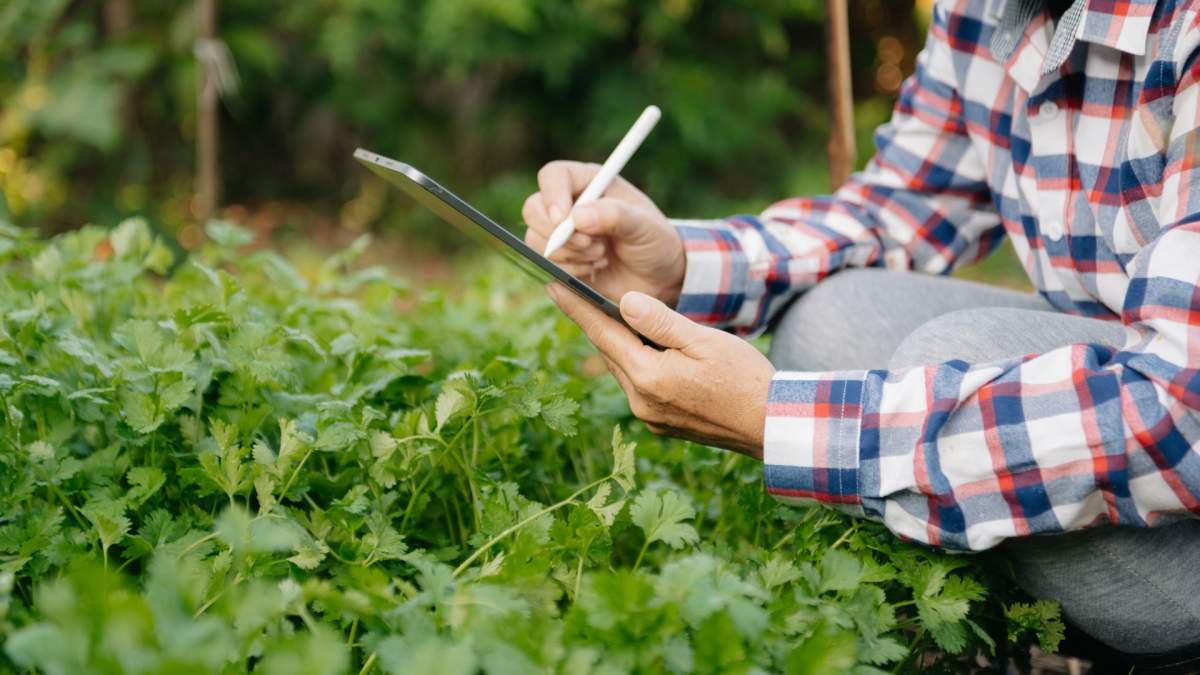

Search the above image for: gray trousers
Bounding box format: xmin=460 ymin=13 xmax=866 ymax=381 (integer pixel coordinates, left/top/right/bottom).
xmin=768 ymin=269 xmax=1200 ymax=656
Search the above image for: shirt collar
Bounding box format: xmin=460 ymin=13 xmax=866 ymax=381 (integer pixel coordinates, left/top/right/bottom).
xmin=989 ymin=0 xmax=1157 ymax=58
xmin=1074 ymin=0 xmax=1157 ymax=56
xmin=989 ymin=0 xmax=1156 ymax=92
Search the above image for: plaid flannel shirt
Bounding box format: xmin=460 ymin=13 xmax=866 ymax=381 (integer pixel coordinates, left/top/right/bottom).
xmin=674 ymin=0 xmax=1200 ymax=550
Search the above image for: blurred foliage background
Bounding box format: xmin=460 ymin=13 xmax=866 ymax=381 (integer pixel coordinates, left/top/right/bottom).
xmin=0 ymin=0 xmax=1026 ymax=286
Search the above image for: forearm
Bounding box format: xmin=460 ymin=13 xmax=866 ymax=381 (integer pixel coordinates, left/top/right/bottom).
xmin=670 ymin=9 xmax=1004 ymax=334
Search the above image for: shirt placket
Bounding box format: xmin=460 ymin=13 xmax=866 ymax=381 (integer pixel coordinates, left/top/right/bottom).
xmin=1007 ymin=16 xmax=1077 ymax=294
xmin=1027 ymin=85 xmax=1072 ymax=247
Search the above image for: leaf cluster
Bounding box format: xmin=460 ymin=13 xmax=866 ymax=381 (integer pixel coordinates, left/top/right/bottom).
xmin=0 ymin=221 xmax=1062 ymax=672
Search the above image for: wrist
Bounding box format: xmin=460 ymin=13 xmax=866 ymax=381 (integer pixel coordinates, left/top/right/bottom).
xmin=659 ymin=256 xmax=685 ymax=307
xmin=743 ymin=367 xmax=771 ymax=461
xmin=657 ymin=231 xmax=686 ymax=308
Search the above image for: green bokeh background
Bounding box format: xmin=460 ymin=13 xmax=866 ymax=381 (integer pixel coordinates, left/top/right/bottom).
xmin=0 ymin=0 xmax=1027 ymax=287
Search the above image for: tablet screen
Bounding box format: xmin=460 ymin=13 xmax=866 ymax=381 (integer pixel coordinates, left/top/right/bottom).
xmin=353 ymin=148 xmax=627 ymax=326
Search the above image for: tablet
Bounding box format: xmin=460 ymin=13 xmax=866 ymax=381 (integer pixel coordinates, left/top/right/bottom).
xmin=354 ymin=148 xmax=652 ymax=344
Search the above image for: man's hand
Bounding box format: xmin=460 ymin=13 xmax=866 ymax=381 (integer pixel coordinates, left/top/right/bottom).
xmin=547 ymin=283 xmax=774 ymax=459
xmin=524 ymin=161 xmax=687 ymax=306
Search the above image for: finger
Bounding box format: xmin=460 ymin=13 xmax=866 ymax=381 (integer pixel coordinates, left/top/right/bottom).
xmin=525 ymin=228 xmax=547 ymax=251
xmin=537 ymin=161 xmax=601 ymax=223
xmin=600 ymin=354 xmax=659 ymax=425
xmin=554 ymin=261 xmax=598 ymax=278
xmin=571 ymin=198 xmax=654 ymax=242
xmin=547 ymin=283 xmax=648 ymax=370
xmin=523 ymin=193 xmax=596 ymax=253
xmin=619 ymin=291 xmax=705 ymax=352
xmin=644 ymin=422 xmax=670 ymax=436
xmin=547 ymin=235 xmax=599 ymax=260
xmin=552 ymin=242 xmax=605 ymax=265
xmin=599 ymin=354 xmax=636 ymax=394
xmin=569 ymin=232 xmax=594 ymax=248
xmin=521 ymin=192 xmax=554 ymax=236
xmin=529 ymin=230 xmax=599 ymax=262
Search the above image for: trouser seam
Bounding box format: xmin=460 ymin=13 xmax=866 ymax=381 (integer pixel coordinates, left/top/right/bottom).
xmin=1095 ymin=539 xmax=1200 ymax=642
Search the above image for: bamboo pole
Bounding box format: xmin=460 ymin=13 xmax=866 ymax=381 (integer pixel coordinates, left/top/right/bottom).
xmin=825 ymin=1 xmax=856 ymax=188
xmin=195 ymin=0 xmax=219 ymax=221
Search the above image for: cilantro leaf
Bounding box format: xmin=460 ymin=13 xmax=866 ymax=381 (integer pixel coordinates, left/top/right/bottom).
xmin=630 ymin=489 xmax=698 ymax=552
xmin=610 ymin=426 xmax=636 ymax=492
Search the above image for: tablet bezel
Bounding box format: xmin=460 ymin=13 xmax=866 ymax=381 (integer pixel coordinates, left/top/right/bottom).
xmin=353 ymin=148 xmax=633 ymax=329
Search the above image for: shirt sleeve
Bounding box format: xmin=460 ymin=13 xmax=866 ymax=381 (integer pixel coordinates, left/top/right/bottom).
xmin=763 ymin=34 xmax=1200 ymax=551
xmin=673 ymin=7 xmax=1004 ymax=334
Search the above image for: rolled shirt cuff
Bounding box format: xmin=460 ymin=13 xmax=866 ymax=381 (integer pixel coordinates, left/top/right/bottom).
xmin=763 ymin=369 xmax=870 ymax=517
xmin=670 ymin=218 xmax=751 ymax=327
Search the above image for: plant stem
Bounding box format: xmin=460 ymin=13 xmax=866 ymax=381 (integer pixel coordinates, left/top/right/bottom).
xmin=29 ymin=461 xmax=89 ymax=530
xmin=830 ymin=523 xmax=858 ymax=550
xmin=393 ymin=433 xmax=445 ymax=447
xmin=633 ymin=537 xmax=651 ymax=571
xmin=194 ymin=572 xmax=243 ymax=617
xmin=399 ymin=470 xmax=435 ymax=533
xmin=452 ymin=475 xmax=609 ymax=578
xmin=451 ymin=494 xmax=468 ymax=545
xmin=471 ymin=415 xmax=479 ymax=466
xmin=176 ymin=531 xmax=219 ymax=559
xmin=279 ymin=447 xmax=314 ymax=499
xmin=357 ymin=651 xmax=377 ymax=675
xmin=772 ymin=531 xmax=796 ymax=551
xmin=573 ymin=535 xmax=594 ymax=600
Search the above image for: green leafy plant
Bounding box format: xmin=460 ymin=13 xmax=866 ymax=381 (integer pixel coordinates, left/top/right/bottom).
xmin=0 ymin=219 xmax=1061 ymax=673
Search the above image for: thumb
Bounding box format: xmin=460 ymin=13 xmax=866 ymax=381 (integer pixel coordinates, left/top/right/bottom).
xmin=620 ymin=291 xmax=702 ymax=351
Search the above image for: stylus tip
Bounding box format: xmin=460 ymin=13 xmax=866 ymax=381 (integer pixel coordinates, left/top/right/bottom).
xmin=542 ymin=220 xmax=573 ymax=259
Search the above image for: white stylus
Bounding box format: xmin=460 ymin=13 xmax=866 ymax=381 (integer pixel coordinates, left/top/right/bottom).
xmin=542 ymin=105 xmax=661 ymax=259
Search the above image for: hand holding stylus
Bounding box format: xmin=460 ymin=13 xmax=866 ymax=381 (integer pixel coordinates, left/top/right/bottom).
xmin=522 ymin=111 xmax=686 ymax=306
xmin=541 ymin=106 xmax=662 ymax=259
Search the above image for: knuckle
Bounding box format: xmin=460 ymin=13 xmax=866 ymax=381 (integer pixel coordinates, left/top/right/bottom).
xmin=631 ymin=367 xmax=661 ymax=393
xmin=647 ymin=315 xmax=672 ymax=341
xmin=594 ymin=201 xmax=618 ymax=223
xmin=577 ymin=313 xmax=602 ymax=337
xmin=521 ymin=193 xmax=541 ymax=221
xmin=629 ymin=398 xmax=653 ymax=421
xmin=537 ymin=163 xmax=563 ymax=186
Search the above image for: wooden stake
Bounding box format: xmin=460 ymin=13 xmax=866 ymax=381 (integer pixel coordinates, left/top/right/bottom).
xmin=196 ymin=0 xmax=219 ymax=222
xmin=825 ymin=0 xmax=856 ymax=188
xmin=103 ymin=0 xmax=132 ymax=35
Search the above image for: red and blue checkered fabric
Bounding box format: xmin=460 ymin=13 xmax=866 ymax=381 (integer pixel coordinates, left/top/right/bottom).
xmin=673 ymin=0 xmax=1200 ymax=550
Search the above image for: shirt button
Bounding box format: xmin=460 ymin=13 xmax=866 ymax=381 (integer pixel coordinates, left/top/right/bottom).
xmin=1039 ymin=100 xmax=1060 ymax=120
xmin=1043 ymin=220 xmax=1064 ymax=241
